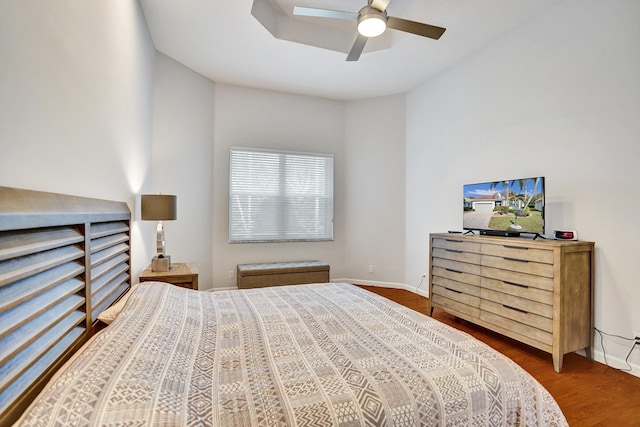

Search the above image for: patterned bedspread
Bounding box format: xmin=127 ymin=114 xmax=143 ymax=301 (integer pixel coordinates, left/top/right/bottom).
xmin=17 ymin=282 xmax=567 ymax=426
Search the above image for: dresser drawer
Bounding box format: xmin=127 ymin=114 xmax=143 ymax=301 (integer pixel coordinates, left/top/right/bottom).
xmin=432 ymin=275 xmax=480 ymax=297
xmin=432 ymin=257 xmax=481 ymax=275
xmin=480 ymin=288 xmax=552 ymax=318
xmin=481 ymin=276 xmax=553 ymax=305
xmin=481 ymin=254 xmax=553 ymax=278
xmin=432 ymin=294 xmax=480 ymax=318
xmin=432 ymin=247 xmax=481 ymax=264
xmin=481 ymin=266 xmax=554 ymax=292
xmin=433 ymin=284 xmax=480 ymax=308
xmin=432 ymin=264 xmax=481 ymax=287
xmin=432 ymin=237 xmax=481 ymax=254
xmin=480 ymin=307 xmax=553 ymax=346
xmin=481 ymin=242 xmax=554 ymax=263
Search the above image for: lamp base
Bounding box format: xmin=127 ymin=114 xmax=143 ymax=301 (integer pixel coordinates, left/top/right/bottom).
xmin=152 ymin=255 xmax=171 ymax=272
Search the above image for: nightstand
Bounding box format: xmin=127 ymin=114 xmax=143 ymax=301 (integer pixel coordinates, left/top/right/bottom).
xmin=139 ymin=262 xmax=199 ymax=290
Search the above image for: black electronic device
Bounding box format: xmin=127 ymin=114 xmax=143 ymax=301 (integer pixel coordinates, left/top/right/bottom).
xmin=553 ymin=230 xmax=578 ymax=240
xmin=480 ymin=230 xmax=522 ymax=237
xmin=463 ymin=176 xmax=545 ymax=237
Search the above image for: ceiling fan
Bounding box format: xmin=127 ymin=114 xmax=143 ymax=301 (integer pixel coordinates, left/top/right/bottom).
xmin=293 ymin=0 xmax=446 ymax=61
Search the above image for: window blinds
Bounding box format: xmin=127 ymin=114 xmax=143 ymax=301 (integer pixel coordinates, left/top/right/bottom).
xmin=229 ymin=147 xmax=334 ymax=243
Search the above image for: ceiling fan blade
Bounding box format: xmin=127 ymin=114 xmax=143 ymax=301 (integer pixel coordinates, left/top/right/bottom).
xmin=370 ymin=0 xmax=391 ymax=12
xmin=346 ymin=34 xmax=368 ymax=61
xmin=293 ymin=6 xmax=356 ymax=21
xmin=387 ymin=17 xmax=446 ymax=39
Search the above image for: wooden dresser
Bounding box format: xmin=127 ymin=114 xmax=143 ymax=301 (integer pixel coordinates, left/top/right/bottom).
xmin=428 ymin=232 xmax=594 ymax=372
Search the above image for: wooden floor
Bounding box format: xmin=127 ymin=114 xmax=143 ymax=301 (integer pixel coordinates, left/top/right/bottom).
xmin=358 ymin=285 xmax=640 ymax=426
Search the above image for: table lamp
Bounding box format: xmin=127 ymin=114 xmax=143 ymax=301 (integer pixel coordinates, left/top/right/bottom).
xmin=141 ymin=194 xmax=177 ymax=272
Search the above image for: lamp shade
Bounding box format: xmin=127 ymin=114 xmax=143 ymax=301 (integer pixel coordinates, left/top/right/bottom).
xmin=141 ymin=194 xmax=177 ymax=221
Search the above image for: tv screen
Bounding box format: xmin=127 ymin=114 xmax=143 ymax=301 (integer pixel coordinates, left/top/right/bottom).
xmin=463 ymin=177 xmax=545 ymax=236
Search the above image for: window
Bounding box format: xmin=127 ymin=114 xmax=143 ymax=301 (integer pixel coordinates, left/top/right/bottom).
xmin=229 ymin=147 xmax=334 ymax=243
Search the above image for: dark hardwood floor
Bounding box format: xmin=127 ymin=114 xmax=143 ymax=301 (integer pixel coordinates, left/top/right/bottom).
xmin=358 ymin=285 xmax=640 ymax=426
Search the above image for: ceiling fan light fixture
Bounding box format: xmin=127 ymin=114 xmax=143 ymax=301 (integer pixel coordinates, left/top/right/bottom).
xmin=357 ymin=8 xmax=387 ymax=37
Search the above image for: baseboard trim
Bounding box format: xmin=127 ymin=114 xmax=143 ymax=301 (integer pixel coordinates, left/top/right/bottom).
xmin=590 ymin=349 xmax=640 ymax=378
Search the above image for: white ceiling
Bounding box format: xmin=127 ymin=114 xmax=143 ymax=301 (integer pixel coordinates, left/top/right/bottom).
xmin=140 ymin=0 xmax=561 ymax=100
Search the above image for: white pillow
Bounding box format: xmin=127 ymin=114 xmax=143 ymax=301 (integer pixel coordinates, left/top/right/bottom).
xmin=97 ymin=284 xmax=138 ymax=324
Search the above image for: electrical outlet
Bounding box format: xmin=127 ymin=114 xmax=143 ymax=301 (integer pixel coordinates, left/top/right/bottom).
xmin=368 ymin=265 xmax=375 ymax=273
xmin=228 ymin=270 xmax=235 ymax=279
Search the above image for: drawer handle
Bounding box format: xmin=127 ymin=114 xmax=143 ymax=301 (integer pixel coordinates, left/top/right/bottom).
xmin=503 ymin=280 xmax=528 ymax=289
xmin=445 ymin=249 xmax=463 ymax=253
xmin=445 ymin=268 xmax=463 ymax=274
xmin=445 ymin=287 xmax=462 ymax=294
xmin=445 ymin=239 xmax=463 ymax=243
xmin=503 ymin=257 xmax=528 ymax=263
xmin=503 ymin=245 xmax=528 ymax=250
xmin=502 ymin=304 xmax=528 ymax=314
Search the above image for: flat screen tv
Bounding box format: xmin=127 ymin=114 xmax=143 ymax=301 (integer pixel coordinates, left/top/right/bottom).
xmin=463 ymin=176 xmax=545 ymax=237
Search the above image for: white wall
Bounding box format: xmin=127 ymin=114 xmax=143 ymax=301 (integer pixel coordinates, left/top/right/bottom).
xmin=211 ymin=84 xmax=346 ymax=289
xmin=151 ymin=71 xmax=409 ymax=290
xmin=0 ymin=0 xmax=156 ymax=279
xmin=344 ymin=95 xmax=407 ymax=288
xmin=150 ymin=52 xmax=215 ymax=287
xmin=406 ymin=0 xmax=640 ymax=373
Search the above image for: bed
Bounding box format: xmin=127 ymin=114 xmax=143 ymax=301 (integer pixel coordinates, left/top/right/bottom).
xmin=1 ymin=187 xmax=567 ymax=426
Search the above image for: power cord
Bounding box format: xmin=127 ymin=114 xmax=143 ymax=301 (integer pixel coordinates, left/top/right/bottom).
xmin=416 ymin=274 xmax=426 ymax=293
xmin=594 ymin=327 xmax=638 ymax=372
